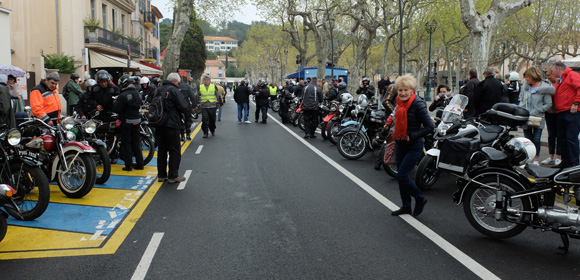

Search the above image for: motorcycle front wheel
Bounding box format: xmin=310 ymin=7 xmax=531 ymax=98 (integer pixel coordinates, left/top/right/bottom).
xmin=6 ymin=163 xmax=50 ymax=220
xmin=271 ymin=100 xmax=280 ymax=112
xmin=141 ymin=135 xmax=155 ymax=165
xmin=298 ymin=114 xmax=305 ymax=131
xmin=320 ymin=122 xmax=328 ymax=139
xmin=94 ymin=145 xmax=111 ymax=184
xmin=337 ymin=131 xmax=368 ymax=160
xmin=0 ymin=212 xmax=6 ymax=242
xmin=463 ymin=173 xmax=530 ymax=239
xmin=57 ymin=152 xmax=97 ymax=198
xmin=415 ymin=155 xmax=440 ymax=190
xmin=326 ymin=120 xmax=341 ymax=145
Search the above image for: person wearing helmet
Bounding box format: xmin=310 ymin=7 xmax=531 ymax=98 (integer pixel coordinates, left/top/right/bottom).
xmin=139 ymin=77 xmax=158 ymax=104
xmin=151 ymin=77 xmax=162 ymax=87
xmin=255 ymin=81 xmax=270 ymax=123
xmin=278 ymin=82 xmax=293 ymax=123
xmin=325 ymin=81 xmax=339 ymax=102
xmin=64 ymin=73 xmax=83 ymax=116
xmin=29 ymin=72 xmax=63 ymax=125
xmin=75 ymin=79 xmax=98 ymax=119
xmin=507 ymin=71 xmax=521 ymax=104
xmin=113 ymin=74 xmax=144 ymax=171
xmin=90 ymin=70 xmax=120 ymax=121
xmin=356 ymin=77 xmax=376 ymax=101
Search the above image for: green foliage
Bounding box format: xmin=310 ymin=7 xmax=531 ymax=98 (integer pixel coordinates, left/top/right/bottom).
xmin=41 ymin=51 xmax=78 ymax=73
xmin=179 ymin=9 xmax=207 ymax=80
xmin=206 ymin=52 xmax=218 ymax=60
xmin=159 ymin=20 xmax=173 ymax=50
xmin=83 ymin=16 xmax=101 ymax=31
xmin=226 ymin=66 xmax=246 ymax=77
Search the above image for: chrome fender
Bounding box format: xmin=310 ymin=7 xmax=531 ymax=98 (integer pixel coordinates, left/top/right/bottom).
xmin=425 ymin=148 xmax=440 ymax=158
xmin=51 ymin=143 xmax=96 ymax=180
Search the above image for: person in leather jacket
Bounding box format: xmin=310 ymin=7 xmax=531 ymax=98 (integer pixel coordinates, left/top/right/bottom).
xmin=113 ymin=75 xmax=144 ymax=171
xmin=356 ymin=77 xmax=376 ymax=101
xmin=75 ymin=79 xmax=98 ymax=119
xmin=90 ymin=70 xmax=120 ymax=121
xmin=255 ymin=82 xmax=270 ymax=123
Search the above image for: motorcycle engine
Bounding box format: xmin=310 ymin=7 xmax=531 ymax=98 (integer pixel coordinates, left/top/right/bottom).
xmin=537 ymin=207 xmax=580 ymax=229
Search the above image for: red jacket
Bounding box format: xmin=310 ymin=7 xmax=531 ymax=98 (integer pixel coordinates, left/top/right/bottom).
xmin=554 ymin=68 xmax=580 ymax=113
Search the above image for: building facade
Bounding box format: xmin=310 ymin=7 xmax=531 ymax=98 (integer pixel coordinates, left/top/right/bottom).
xmin=204 ymin=36 xmax=238 ymax=52
xmin=205 ymin=60 xmax=226 ymax=82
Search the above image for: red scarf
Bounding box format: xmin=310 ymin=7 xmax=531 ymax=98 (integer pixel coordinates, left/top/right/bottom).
xmin=394 ymin=93 xmax=416 ymax=140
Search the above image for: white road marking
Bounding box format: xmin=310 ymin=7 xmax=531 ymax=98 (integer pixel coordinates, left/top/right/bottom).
xmin=195 ymin=145 xmax=204 ymax=154
xmin=177 ymin=169 xmax=192 ymax=190
xmin=267 ymin=111 xmax=501 ymax=280
xmin=131 ymin=232 xmax=165 ymax=280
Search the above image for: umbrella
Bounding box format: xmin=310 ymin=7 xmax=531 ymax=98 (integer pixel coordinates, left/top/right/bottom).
xmin=0 ymin=65 xmax=26 ymax=77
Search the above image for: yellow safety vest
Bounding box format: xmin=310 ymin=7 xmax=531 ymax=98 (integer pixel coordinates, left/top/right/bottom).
xmin=200 ymin=84 xmax=217 ymax=103
xmin=269 ymin=86 xmax=277 ymax=96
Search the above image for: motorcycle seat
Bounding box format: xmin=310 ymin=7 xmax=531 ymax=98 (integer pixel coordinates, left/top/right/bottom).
xmin=479 ymin=125 xmax=503 ymax=144
xmin=525 ymin=164 xmax=560 ymax=179
xmin=481 ymin=147 xmax=508 ymax=161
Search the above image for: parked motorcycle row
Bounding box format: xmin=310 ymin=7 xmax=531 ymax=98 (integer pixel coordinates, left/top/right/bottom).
xmin=0 ymin=106 xmax=156 ymax=242
xmin=280 ymin=89 xmax=580 ymax=254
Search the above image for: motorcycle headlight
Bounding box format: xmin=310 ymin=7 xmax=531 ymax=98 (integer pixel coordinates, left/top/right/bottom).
xmin=7 ymin=128 xmax=21 ymax=146
xmin=83 ymin=120 xmax=97 ymax=134
xmin=66 ymin=131 xmax=76 ymax=141
xmin=62 ymin=117 xmax=75 ymax=130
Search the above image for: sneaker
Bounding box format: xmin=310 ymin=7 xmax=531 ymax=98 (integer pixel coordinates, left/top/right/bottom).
xmin=244 ymin=120 xmax=252 ymax=124
xmin=186 ymin=135 xmax=192 ymax=141
xmin=168 ymin=176 xmax=186 ymax=183
xmin=310 ymin=134 xmax=317 ymax=139
xmin=540 ymin=158 xmax=553 ymax=165
xmin=158 ymin=177 xmax=167 ymax=182
xmin=555 ymin=158 xmax=562 ymax=165
xmin=532 ymin=161 xmax=540 ymax=166
xmin=391 ymin=207 xmax=412 ymax=216
xmin=238 ymin=121 xmax=242 ymax=124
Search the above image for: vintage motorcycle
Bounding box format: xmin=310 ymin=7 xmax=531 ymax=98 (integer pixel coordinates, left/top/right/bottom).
xmin=453 ymin=136 xmax=580 ymax=254
xmin=0 ymin=125 xmax=49 ymax=220
xmin=65 ymin=117 xmax=111 ymax=184
xmin=19 ymin=118 xmax=97 ymax=198
xmin=326 ymin=92 xmax=357 ymax=145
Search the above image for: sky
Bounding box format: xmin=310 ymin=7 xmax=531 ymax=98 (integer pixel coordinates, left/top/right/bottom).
xmin=151 ymin=0 xmax=264 ymax=25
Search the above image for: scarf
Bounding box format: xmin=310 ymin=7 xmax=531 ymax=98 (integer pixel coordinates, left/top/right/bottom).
xmin=394 ymin=93 xmax=416 ymax=140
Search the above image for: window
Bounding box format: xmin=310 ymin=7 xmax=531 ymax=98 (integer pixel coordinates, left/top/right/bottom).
xmin=112 ymin=9 xmax=117 ymax=30
xmin=102 ymin=4 xmax=108 ymax=29
xmin=218 ymin=72 xmax=224 ymax=78
xmin=121 ymin=14 xmax=125 ymax=34
xmin=221 ymin=46 xmax=225 ymax=49
xmin=90 ymin=0 xmax=96 ymax=19
xmin=218 ymin=66 xmax=223 ymax=70
xmin=206 ymin=72 xmax=211 ymax=76
xmin=208 ymin=46 xmax=213 ymax=49
xmin=206 ymin=66 xmax=210 ymax=70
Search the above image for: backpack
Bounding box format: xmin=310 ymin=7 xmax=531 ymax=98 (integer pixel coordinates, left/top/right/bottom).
xmin=61 ymin=82 xmax=70 ymax=100
xmin=147 ymin=87 xmax=170 ymax=128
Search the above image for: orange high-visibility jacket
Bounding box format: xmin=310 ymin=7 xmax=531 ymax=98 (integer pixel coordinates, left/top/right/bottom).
xmin=30 ymin=82 xmax=62 ymax=121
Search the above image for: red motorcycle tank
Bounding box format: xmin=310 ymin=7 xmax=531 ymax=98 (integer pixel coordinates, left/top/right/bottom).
xmin=41 ymin=135 xmax=56 ymax=151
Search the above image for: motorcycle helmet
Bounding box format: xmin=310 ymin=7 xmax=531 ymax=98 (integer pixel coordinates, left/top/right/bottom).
xmin=508 ymin=72 xmax=520 ymax=81
xmin=140 ymin=77 xmax=150 ymax=85
xmin=152 ymin=77 xmax=161 ymax=85
xmin=261 ymin=81 xmax=268 ymax=88
xmin=358 ymin=94 xmax=369 ymax=108
xmin=70 ymin=73 xmax=80 ymax=80
xmin=85 ymin=79 xmax=97 ymax=88
xmin=96 ymin=70 xmax=110 ymax=82
xmin=278 ymin=86 xmax=283 ymax=90
xmin=362 ymin=77 xmax=370 ymax=85
xmin=504 ymin=137 xmax=536 ymax=165
xmin=340 ymin=92 xmax=353 ymax=104
xmin=338 ymin=82 xmax=347 ymax=90
xmin=118 ymin=74 xmax=136 ymax=89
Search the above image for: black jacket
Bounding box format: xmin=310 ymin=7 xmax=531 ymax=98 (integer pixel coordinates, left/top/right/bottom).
xmin=75 ymin=90 xmax=97 ymax=118
xmin=356 ymin=85 xmax=376 ymax=101
xmin=396 ymin=96 xmax=435 ymax=144
xmin=178 ymin=82 xmax=198 ymax=108
xmin=141 ymin=84 xmax=158 ymax=104
xmin=256 ymin=86 xmax=270 ymax=106
xmin=474 ymin=76 xmax=505 ymax=116
xmin=158 ymin=81 xmax=192 ymax=129
xmin=113 ymin=85 xmax=142 ymax=124
xmin=302 ymin=82 xmax=323 ymax=110
xmin=325 ymin=87 xmax=339 ymax=101
xmin=377 ymin=79 xmax=391 ymax=96
xmin=90 ymin=83 xmax=120 ymax=120
xmin=428 ymin=94 xmax=451 ymax=112
xmin=234 ymin=84 xmax=251 ymax=104
xmin=507 ymin=81 xmax=520 ymax=103
xmin=462 ymin=77 xmax=479 ymax=118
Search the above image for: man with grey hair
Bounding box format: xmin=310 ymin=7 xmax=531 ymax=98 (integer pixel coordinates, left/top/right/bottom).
xmin=197 ymin=75 xmax=222 ymax=137
xmin=473 ymin=66 xmax=505 ymax=116
xmin=551 ymin=61 xmax=580 ymax=167
xmin=154 ymin=72 xmax=192 ymax=183
xmin=30 ymin=72 xmax=63 ymax=125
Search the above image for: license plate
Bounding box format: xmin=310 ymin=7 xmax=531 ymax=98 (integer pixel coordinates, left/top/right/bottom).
xmin=18 ymin=150 xmax=39 ymax=159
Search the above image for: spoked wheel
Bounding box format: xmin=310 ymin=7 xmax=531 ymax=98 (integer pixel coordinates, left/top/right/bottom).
xmin=383 ymin=162 xmax=398 ymax=178
xmin=415 ymin=155 xmax=440 ymax=190
xmin=327 ymin=120 xmax=341 ymax=145
xmin=141 ymin=135 xmax=155 ymax=165
xmin=298 ymin=114 xmax=305 ymax=131
xmin=337 ymin=131 xmax=368 ymax=160
xmin=57 ymin=152 xmax=97 ymax=198
xmin=6 ymin=163 xmax=50 ymax=220
xmin=272 ymin=100 xmax=280 ymax=112
xmin=94 ymin=145 xmax=111 ymax=184
xmin=463 ymin=173 xmax=530 ymax=239
xmin=320 ymin=122 xmax=328 ymax=139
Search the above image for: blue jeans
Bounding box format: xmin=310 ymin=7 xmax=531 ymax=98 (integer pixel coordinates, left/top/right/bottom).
xmin=545 ymin=112 xmax=560 ymax=156
xmin=217 ymin=105 xmax=223 ymax=121
xmin=237 ymin=103 xmax=249 ymax=122
xmin=395 ymin=139 xmax=425 ymax=208
xmin=557 ymin=111 xmax=580 ymax=167
xmin=524 ymin=127 xmax=542 ymax=158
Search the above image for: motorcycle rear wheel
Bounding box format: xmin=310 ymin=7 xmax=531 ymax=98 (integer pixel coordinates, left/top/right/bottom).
xmin=463 ymin=173 xmax=530 ymax=239
xmin=415 ymin=155 xmax=440 ymax=190
xmin=6 ymin=163 xmax=50 ymax=220
xmin=141 ymin=135 xmax=155 ymax=165
xmin=0 ymin=212 xmax=6 ymax=242
xmin=320 ymin=122 xmax=328 ymax=139
xmin=298 ymin=114 xmax=305 ymax=131
xmin=57 ymin=152 xmax=97 ymax=198
xmin=337 ymin=131 xmax=368 ymax=160
xmin=94 ymin=146 xmax=111 ymax=184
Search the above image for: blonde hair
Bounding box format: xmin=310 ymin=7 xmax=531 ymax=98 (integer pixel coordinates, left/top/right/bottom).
xmin=394 ymin=74 xmax=417 ymax=90
xmin=524 ymin=67 xmax=542 ymax=82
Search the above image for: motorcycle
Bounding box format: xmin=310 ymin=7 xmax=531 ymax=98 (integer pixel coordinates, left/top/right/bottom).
xmin=0 ymin=184 xmax=20 ymax=242
xmin=289 ymin=96 xmax=302 ymax=126
xmin=453 ymin=137 xmax=580 ymax=254
xmin=326 ymin=94 xmax=357 ymax=145
xmin=66 ymin=117 xmax=111 ymax=184
xmin=320 ymin=100 xmax=341 ymax=140
xmin=336 ymin=95 xmax=387 ymax=160
xmin=19 ymin=118 xmax=97 ymax=198
xmin=270 ymin=93 xmax=280 ymax=112
xmin=415 ymin=100 xmax=520 ymax=190
xmin=297 ymin=102 xmax=332 ymax=133
xmin=0 ymin=125 xmax=49 ymax=220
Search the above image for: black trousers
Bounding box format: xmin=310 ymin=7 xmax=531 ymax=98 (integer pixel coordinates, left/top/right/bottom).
xmin=119 ymin=123 xmax=144 ymax=168
xmin=255 ymin=105 xmax=268 ymax=121
xmin=303 ymin=109 xmax=319 ymax=136
xmin=155 ymin=127 xmax=181 ymax=179
xmin=201 ymin=107 xmax=217 ymax=133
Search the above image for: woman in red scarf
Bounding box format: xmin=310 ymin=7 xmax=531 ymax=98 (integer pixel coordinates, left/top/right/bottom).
xmin=391 ymin=75 xmax=435 ymax=217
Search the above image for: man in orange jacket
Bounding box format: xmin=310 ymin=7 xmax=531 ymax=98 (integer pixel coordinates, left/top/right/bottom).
xmin=30 ymin=72 xmax=63 ymax=125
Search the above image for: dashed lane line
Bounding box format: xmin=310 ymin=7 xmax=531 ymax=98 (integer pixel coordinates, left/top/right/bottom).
xmin=177 ymin=170 xmax=192 ymax=191
xmin=195 ymin=145 xmax=203 ymax=154
xmin=131 ymin=232 xmax=164 ymax=280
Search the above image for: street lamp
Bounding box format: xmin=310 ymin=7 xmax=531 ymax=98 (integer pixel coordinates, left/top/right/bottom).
xmin=425 ymin=20 xmax=437 ymax=101
xmin=398 ymin=0 xmax=403 ymax=76
xmin=314 ymin=0 xmax=335 ymax=79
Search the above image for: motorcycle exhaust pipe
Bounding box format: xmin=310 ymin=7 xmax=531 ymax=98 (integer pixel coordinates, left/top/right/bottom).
xmin=537 ymin=207 xmax=580 ymax=229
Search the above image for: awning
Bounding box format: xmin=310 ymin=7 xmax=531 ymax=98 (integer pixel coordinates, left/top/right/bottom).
xmin=89 ymin=50 xmax=163 ymax=75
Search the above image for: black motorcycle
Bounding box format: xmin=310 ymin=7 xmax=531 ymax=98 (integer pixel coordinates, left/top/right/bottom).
xmin=66 ymin=117 xmax=111 ymax=184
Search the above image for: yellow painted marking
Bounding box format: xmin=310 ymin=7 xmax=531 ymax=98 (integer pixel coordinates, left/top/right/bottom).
xmin=48 ymin=185 xmax=143 ymax=208
xmin=0 ymin=226 xmax=104 ymax=253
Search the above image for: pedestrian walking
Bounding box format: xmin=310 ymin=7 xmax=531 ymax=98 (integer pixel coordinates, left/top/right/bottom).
xmin=216 ymin=82 xmax=226 ymax=121
xmin=234 ymin=80 xmax=251 ymax=123
xmin=197 ymin=75 xmax=222 ymax=138
xmin=113 ymin=75 xmax=144 ymax=171
xmin=461 ymin=69 xmax=479 ymax=119
xmin=0 ymin=74 xmax=15 ymax=128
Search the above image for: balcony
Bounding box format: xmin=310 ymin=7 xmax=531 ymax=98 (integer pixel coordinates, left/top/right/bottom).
xmin=142 ymin=11 xmax=156 ymax=29
xmin=84 ymin=26 xmax=141 ymax=57
xmin=144 ymin=47 xmax=157 ymax=63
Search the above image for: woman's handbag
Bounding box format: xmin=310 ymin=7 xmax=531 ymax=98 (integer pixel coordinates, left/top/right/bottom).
xmin=383 ymin=137 xmax=396 ymax=165
xmin=527 ymin=115 xmax=542 ymax=127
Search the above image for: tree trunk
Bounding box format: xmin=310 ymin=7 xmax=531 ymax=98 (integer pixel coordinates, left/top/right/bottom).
xmin=161 ymin=0 xmax=194 ymax=79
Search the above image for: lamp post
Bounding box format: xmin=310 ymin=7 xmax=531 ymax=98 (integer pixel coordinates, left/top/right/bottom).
xmin=314 ymin=1 xmax=335 ymax=79
xmin=425 ymin=20 xmax=436 ymax=101
xmin=398 ymin=0 xmax=403 ymax=76
xmin=501 ymin=41 xmax=506 ymax=78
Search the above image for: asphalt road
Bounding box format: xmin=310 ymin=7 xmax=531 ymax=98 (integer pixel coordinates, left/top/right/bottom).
xmin=1 ymin=94 xmax=579 ymax=279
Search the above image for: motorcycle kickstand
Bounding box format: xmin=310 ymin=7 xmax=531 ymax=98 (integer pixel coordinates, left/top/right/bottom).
xmin=557 ymin=232 xmax=570 ymax=255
